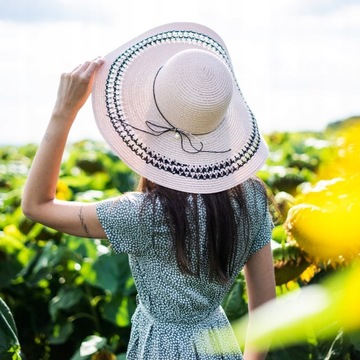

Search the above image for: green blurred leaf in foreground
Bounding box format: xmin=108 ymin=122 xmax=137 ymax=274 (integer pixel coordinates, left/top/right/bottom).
xmin=233 ymin=261 xmax=360 ymax=351
xmin=0 ymin=297 xmax=22 ymax=359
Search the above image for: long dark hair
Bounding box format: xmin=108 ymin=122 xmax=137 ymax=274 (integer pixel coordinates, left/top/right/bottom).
xmin=137 ymin=177 xmax=260 ymax=283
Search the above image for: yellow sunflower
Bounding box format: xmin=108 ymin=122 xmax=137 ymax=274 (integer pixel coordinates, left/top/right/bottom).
xmin=285 ymin=176 xmax=360 ymax=266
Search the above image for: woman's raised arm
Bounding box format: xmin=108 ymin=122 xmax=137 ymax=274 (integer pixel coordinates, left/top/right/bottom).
xmin=21 ymin=58 xmax=107 ymax=239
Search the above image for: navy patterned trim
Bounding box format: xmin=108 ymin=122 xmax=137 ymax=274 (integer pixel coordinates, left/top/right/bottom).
xmin=105 ymin=30 xmax=261 ymax=180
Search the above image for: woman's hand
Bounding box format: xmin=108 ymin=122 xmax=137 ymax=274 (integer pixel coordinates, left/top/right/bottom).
xmin=52 ymin=58 xmax=104 ymax=122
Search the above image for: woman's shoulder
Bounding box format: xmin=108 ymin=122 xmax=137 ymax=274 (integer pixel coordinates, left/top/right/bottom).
xmin=120 ymin=191 xmax=164 ymax=216
xmin=110 ymin=191 xmax=146 ymax=205
xmin=241 ymin=177 xmax=267 ymax=198
xmin=97 ymin=191 xmax=146 ymax=216
xmin=121 ymin=191 xmax=146 ymax=202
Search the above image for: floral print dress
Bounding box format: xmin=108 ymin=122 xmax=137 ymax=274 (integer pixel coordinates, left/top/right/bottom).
xmin=96 ymin=179 xmax=272 ymax=359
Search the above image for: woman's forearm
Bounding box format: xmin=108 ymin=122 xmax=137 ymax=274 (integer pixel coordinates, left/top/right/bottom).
xmin=21 ymin=113 xmax=74 ymax=220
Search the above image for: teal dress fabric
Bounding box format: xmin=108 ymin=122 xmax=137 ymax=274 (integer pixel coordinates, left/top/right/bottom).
xmin=96 ymin=179 xmax=273 ymax=359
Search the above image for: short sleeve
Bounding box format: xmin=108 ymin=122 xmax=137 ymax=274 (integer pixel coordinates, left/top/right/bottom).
xmin=96 ymin=192 xmax=149 ymax=254
xmin=244 ymin=179 xmax=274 ymax=261
xmin=247 ymin=209 xmax=273 ymax=259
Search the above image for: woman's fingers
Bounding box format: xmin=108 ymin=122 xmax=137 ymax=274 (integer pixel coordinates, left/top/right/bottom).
xmin=73 ymin=58 xmax=105 ymax=78
xmin=83 ymin=58 xmax=105 ymax=80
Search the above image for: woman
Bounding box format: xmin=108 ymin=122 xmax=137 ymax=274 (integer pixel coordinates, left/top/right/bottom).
xmin=22 ymin=23 xmax=276 ymax=359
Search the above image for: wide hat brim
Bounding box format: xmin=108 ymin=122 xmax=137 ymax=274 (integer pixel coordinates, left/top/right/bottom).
xmin=92 ymin=22 xmax=268 ymax=194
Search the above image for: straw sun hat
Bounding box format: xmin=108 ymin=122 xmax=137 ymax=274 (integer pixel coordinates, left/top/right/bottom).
xmin=92 ymin=22 xmax=268 ymax=194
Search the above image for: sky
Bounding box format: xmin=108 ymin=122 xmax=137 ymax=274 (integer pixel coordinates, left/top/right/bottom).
xmin=0 ymin=0 xmax=359 ymax=145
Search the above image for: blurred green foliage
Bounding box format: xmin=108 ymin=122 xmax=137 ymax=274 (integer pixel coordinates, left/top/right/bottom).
xmin=0 ymin=118 xmax=359 ymax=359
xmin=0 ymin=141 xmax=136 ymax=359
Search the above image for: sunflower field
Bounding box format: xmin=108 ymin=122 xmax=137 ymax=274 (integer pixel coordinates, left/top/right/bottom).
xmin=1 ymin=116 xmax=360 ymax=360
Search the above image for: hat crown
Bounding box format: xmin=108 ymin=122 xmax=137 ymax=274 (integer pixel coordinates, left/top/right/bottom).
xmin=154 ymin=49 xmax=233 ymax=135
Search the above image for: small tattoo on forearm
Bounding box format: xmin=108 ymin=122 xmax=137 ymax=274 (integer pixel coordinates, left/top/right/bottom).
xmin=78 ymin=206 xmax=92 ymax=238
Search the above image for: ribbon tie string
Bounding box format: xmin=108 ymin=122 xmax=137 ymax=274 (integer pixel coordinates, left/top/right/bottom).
xmin=109 ymin=66 xmax=231 ymax=155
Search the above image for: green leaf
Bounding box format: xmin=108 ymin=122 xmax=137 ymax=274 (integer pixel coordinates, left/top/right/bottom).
xmin=322 ymin=330 xmax=348 ymax=360
xmin=272 ymin=225 xmax=288 ymax=244
xmin=49 ymin=287 xmax=84 ymax=321
xmin=267 ymin=343 xmax=312 ymax=359
xmin=0 ymin=298 xmax=20 ymax=353
xmin=69 ymin=349 xmax=88 ymax=360
xmin=32 ymin=242 xmax=60 ymax=274
xmin=222 ymin=273 xmax=248 ymax=321
xmin=100 ymin=293 xmax=136 ymax=327
xmin=0 ymin=345 xmax=22 ymax=360
xmin=0 ymin=258 xmax=23 ymax=288
xmin=49 ymin=321 xmax=74 ymax=345
xmin=81 ymin=253 xmax=130 ymax=294
xmin=347 ymin=329 xmax=360 ymax=350
xmin=69 ymin=335 xmax=109 ymax=360
xmin=65 ymin=235 xmax=98 ymax=259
